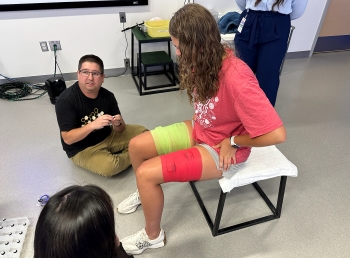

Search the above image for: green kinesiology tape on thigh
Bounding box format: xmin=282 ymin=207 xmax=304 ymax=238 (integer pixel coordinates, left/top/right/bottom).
xmin=150 ymin=122 xmax=191 ymax=155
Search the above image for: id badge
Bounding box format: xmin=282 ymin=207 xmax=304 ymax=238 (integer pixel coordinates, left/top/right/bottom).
xmin=237 ymin=17 xmax=246 ymax=33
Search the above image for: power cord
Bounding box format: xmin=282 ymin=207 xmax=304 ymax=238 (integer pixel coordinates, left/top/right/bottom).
xmin=116 ymin=22 xmax=128 ymax=77
xmin=0 ymin=44 xmax=64 ymax=101
xmin=53 ymin=44 xmax=64 ymax=79
xmin=0 ymin=74 xmax=47 ymax=101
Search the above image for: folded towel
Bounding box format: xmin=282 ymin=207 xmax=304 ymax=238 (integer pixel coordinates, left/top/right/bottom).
xmin=218 ymin=145 xmax=297 ymax=193
xmin=218 ymin=11 xmax=241 ymax=34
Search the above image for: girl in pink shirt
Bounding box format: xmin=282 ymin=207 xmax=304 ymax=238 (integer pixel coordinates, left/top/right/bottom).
xmin=119 ymin=3 xmax=286 ymax=255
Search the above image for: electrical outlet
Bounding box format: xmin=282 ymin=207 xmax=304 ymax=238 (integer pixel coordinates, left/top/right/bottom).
xmin=39 ymin=41 xmax=49 ymax=52
xmin=124 ymin=58 xmax=130 ymax=68
xmin=119 ymin=12 xmax=126 ymax=23
xmin=48 ymin=40 xmax=62 ymax=51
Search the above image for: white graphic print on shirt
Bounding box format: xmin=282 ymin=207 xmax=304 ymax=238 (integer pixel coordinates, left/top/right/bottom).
xmin=81 ymin=108 xmax=105 ymax=127
xmin=194 ymin=96 xmax=219 ymax=128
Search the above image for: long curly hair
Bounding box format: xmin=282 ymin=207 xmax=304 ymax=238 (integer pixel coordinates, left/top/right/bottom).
xmin=255 ymin=0 xmax=286 ymax=11
xmin=169 ymin=4 xmax=227 ymax=104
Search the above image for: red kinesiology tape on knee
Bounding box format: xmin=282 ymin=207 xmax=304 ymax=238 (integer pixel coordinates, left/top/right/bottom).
xmin=160 ymin=148 xmax=202 ymax=182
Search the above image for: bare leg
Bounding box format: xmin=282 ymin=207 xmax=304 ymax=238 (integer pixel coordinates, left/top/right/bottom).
xmin=135 ymin=157 xmax=164 ymax=239
xmin=136 ymin=145 xmax=222 ymax=239
xmin=128 ymin=131 xmax=158 ymax=172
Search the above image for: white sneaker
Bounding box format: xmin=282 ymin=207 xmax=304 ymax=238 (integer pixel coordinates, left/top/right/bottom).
xmin=117 ymin=190 xmax=141 ymax=214
xmin=121 ymin=228 xmax=166 ymax=255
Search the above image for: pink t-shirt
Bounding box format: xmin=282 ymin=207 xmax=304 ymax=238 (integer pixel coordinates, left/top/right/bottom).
xmin=192 ymin=51 xmax=283 ymax=164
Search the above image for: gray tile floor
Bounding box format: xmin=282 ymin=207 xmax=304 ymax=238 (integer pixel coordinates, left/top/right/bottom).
xmin=1 ymin=51 xmax=350 ymax=258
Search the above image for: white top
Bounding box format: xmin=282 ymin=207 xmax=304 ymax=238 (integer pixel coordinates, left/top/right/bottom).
xmin=235 ymin=0 xmax=308 ymax=20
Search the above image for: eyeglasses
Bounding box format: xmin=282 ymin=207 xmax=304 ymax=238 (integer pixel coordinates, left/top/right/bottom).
xmin=79 ymin=70 xmax=103 ymax=78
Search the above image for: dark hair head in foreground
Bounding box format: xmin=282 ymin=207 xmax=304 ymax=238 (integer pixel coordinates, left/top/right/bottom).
xmin=34 ymin=184 xmax=119 ymax=258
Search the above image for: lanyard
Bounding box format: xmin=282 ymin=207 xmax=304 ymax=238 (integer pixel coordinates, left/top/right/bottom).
xmin=237 ymin=9 xmax=249 ymax=33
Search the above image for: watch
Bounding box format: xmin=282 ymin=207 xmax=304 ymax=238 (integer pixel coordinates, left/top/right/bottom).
xmin=230 ymin=136 xmax=240 ymax=149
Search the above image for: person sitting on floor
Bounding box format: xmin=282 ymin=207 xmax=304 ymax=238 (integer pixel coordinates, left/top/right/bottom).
xmin=55 ymin=54 xmax=147 ymax=177
xmin=117 ymin=3 xmax=286 ymax=255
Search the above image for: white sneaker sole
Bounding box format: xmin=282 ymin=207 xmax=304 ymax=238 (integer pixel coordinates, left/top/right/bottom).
xmin=128 ymin=232 xmax=166 ymax=255
xmin=117 ymin=203 xmax=141 ymax=214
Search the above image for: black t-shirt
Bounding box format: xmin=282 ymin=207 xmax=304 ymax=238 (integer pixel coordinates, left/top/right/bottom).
xmin=55 ymin=82 xmax=120 ymax=158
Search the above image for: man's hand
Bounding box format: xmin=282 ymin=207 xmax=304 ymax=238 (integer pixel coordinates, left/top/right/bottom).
xmin=91 ymin=114 xmax=114 ymax=130
xmin=212 ymin=138 xmax=237 ymax=171
xmin=111 ymin=114 xmax=125 ymax=132
xmin=112 ymin=114 xmax=123 ymax=127
xmin=61 ymin=114 xmax=112 ymax=145
xmin=61 ymin=114 xmax=117 ymax=145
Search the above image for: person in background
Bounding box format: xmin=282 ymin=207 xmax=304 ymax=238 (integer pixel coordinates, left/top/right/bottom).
xmin=234 ymin=0 xmax=308 ymax=106
xmin=117 ymin=3 xmax=286 ymax=255
xmin=55 ymin=54 xmax=147 ymax=177
xmin=34 ymin=184 xmax=133 ymax=258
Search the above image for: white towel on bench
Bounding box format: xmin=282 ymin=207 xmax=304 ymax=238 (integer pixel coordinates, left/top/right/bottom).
xmin=218 ymin=145 xmax=298 ymax=193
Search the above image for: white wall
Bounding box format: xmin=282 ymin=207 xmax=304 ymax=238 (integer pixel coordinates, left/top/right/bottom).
xmin=0 ymin=0 xmax=327 ymax=79
xmin=290 ymin=0 xmax=328 ymax=52
xmin=0 ymin=0 xmax=178 ymax=79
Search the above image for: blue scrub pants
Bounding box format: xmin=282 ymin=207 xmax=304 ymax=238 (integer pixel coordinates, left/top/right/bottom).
xmin=234 ymin=9 xmax=291 ymax=106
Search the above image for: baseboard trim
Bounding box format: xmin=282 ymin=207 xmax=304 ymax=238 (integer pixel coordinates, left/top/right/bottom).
xmin=285 ymin=51 xmax=311 ymax=59
xmin=0 ymin=52 xmax=311 ymax=84
xmin=314 ymin=35 xmax=350 ymax=53
xmin=0 ymin=67 xmax=130 ymax=85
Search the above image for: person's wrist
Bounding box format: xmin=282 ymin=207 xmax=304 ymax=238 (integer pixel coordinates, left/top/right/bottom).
xmin=230 ymin=136 xmax=240 ymax=149
xmin=88 ymin=122 xmax=97 ymax=131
